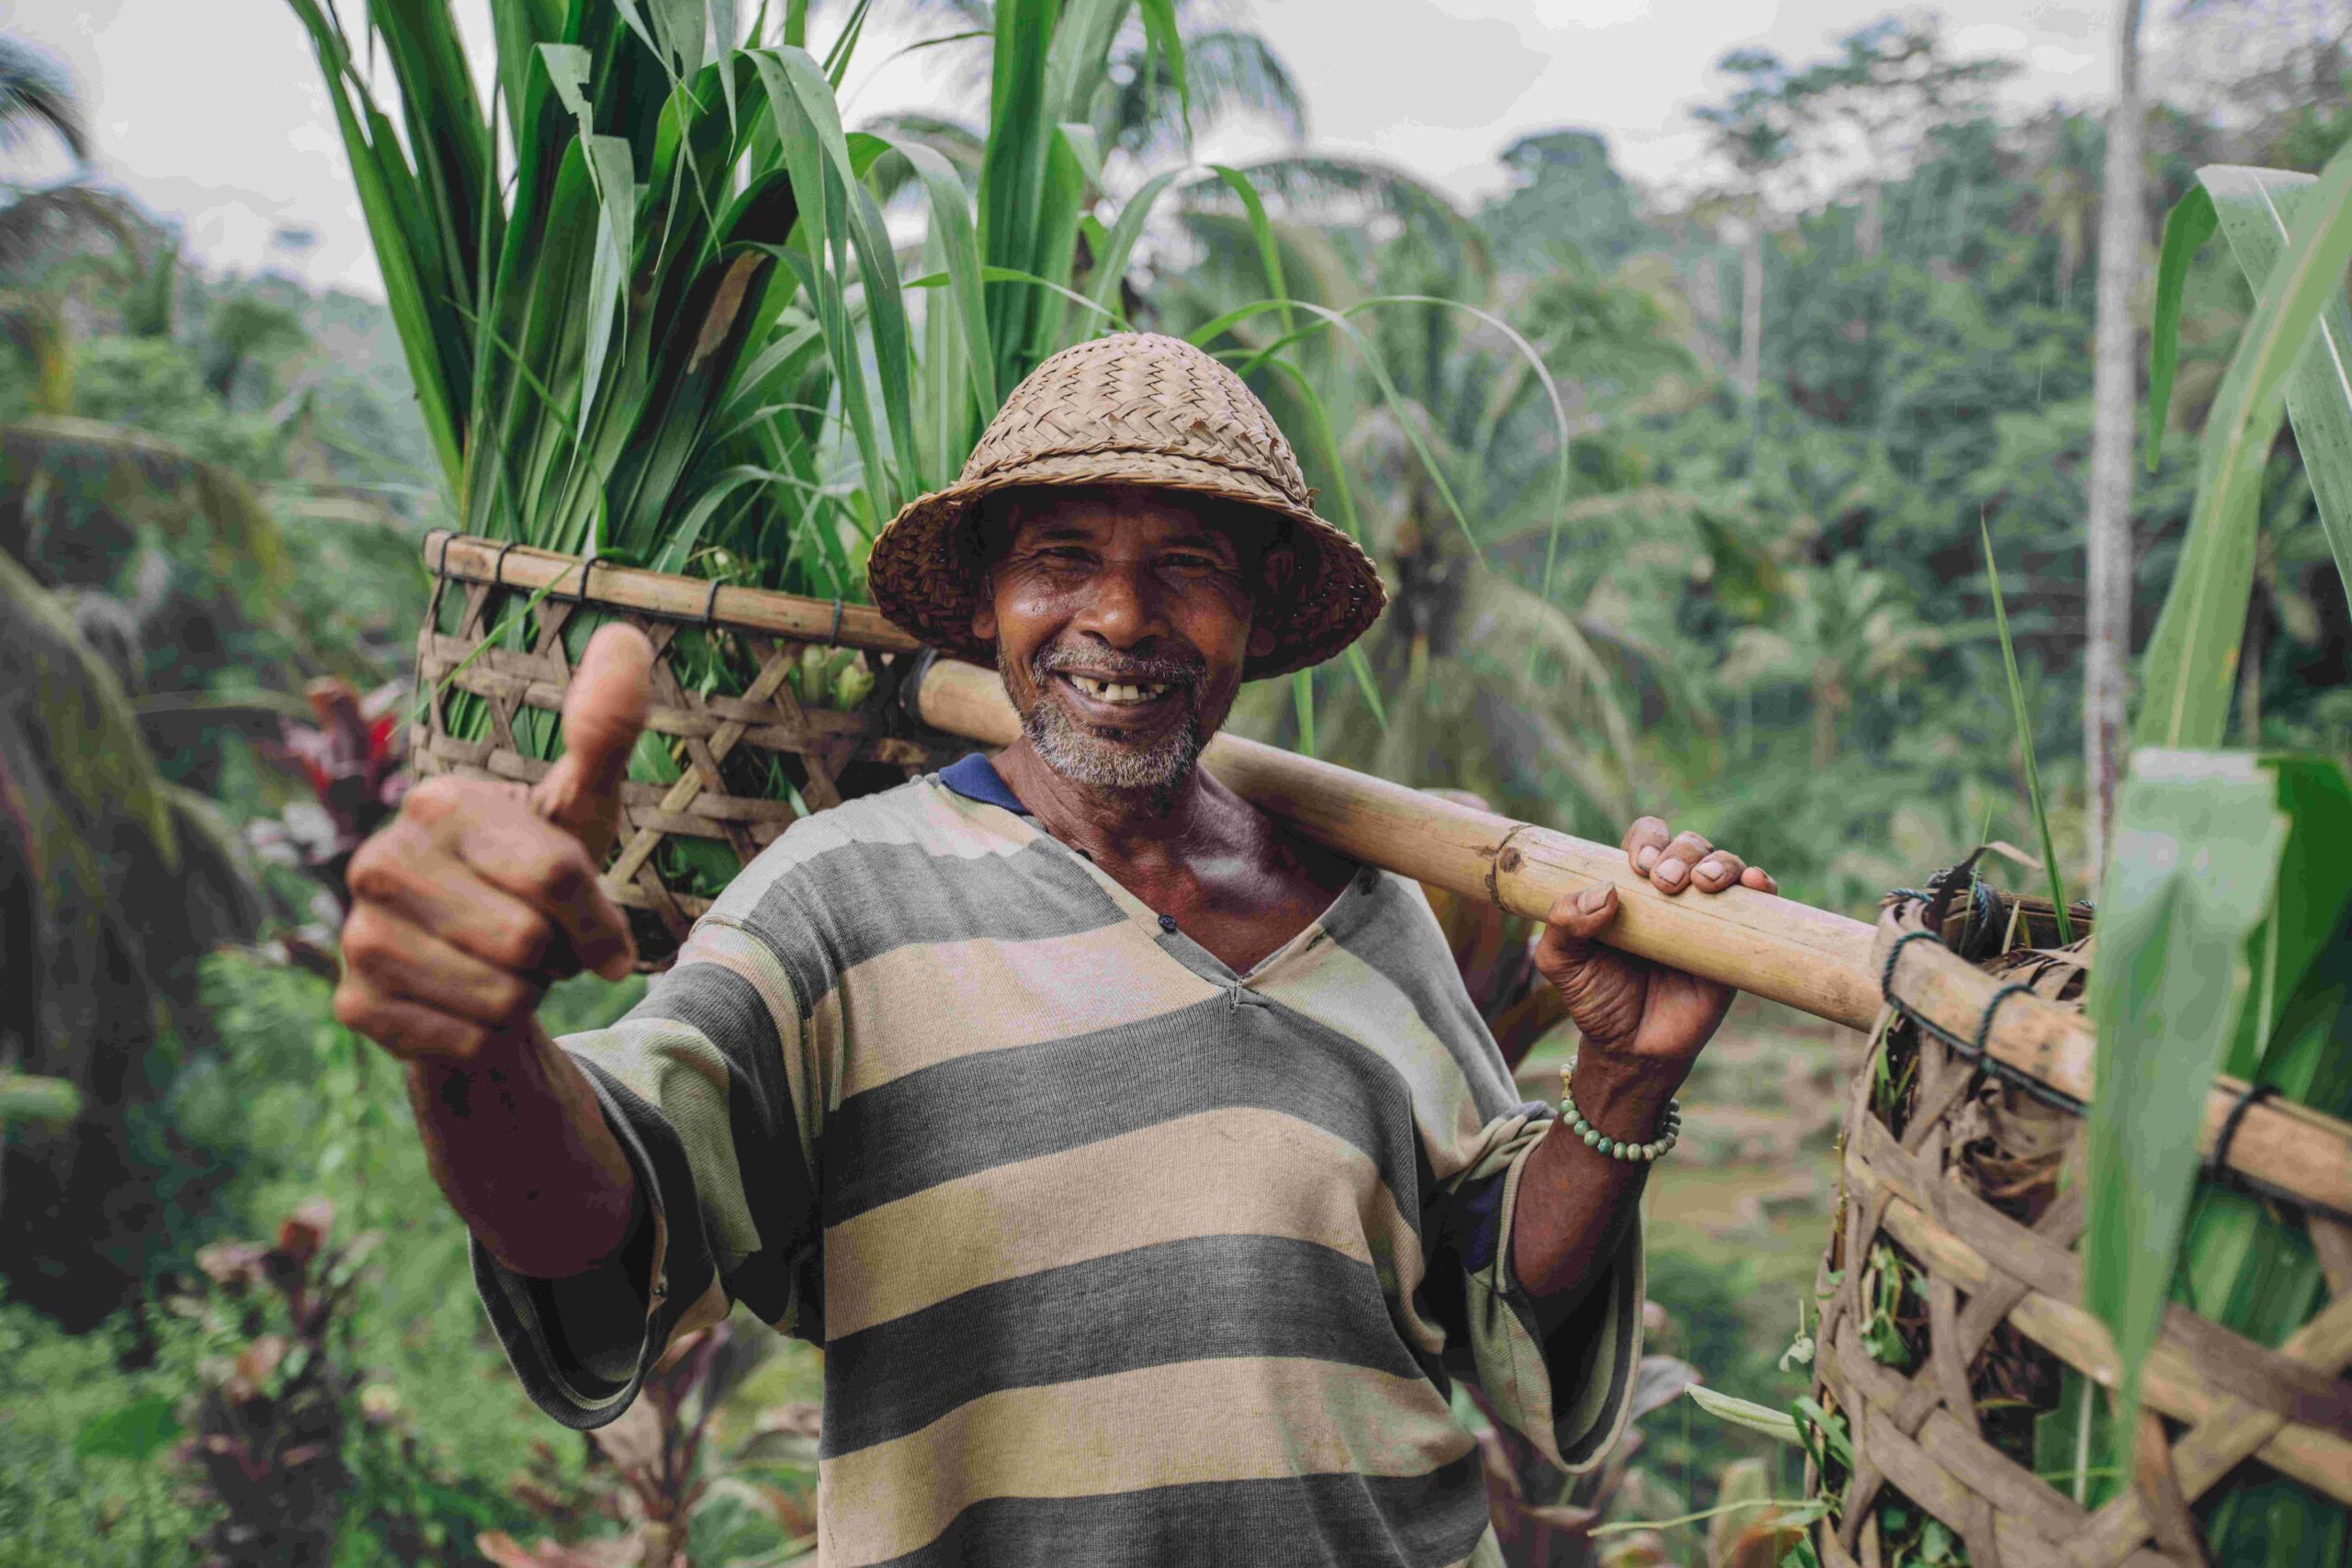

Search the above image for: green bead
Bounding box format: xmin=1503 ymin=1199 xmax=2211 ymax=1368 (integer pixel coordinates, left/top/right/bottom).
xmin=1601 ymin=1138 xmax=1618 ymax=1156
xmin=1582 ymin=1128 xmax=1600 ymax=1146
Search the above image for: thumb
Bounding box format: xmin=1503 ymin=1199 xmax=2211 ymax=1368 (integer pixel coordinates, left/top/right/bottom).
xmin=531 ymin=623 xmax=654 ymax=862
xmin=1532 ymin=885 xmax=1619 ymax=983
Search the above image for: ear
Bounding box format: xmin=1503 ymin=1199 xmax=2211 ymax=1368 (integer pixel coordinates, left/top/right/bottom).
xmin=1247 ymin=621 xmax=1277 ymax=660
xmin=970 ymin=592 xmax=998 ymax=644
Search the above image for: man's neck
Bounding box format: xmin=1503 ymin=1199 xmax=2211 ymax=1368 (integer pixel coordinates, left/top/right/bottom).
xmin=989 ymin=738 xmax=1248 ymax=879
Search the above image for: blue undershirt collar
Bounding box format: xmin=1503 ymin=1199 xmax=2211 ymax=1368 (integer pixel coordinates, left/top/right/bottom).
xmin=937 ymin=752 xmax=1032 ymax=817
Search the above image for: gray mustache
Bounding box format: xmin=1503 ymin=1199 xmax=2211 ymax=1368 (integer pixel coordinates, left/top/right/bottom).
xmin=1032 ymin=645 xmax=1204 ymax=686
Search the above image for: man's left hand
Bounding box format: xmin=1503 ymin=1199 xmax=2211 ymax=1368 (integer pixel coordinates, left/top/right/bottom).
xmin=1531 ymin=816 xmax=1776 ymax=1099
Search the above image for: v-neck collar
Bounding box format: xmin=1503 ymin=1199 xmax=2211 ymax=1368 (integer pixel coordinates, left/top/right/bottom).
xmin=931 ymin=751 xmax=1378 ymax=987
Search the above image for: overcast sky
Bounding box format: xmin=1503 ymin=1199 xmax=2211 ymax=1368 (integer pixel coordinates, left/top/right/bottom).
xmin=7 ymin=0 xmax=2126 ymax=298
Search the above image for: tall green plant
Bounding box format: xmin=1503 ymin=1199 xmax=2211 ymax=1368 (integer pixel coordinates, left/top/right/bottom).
xmin=285 ymin=0 xmax=1193 ymax=600
xmin=2133 ymin=140 xmax=2352 ymax=750
xmin=2078 ymin=142 xmax=2352 ymax=1565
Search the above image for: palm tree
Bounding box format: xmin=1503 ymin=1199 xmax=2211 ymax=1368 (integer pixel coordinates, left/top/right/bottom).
xmin=0 ymin=35 xmax=131 ymax=274
xmin=0 ymin=36 xmax=85 ymax=163
xmin=1692 ymin=50 xmax=1799 ymax=408
xmin=1718 ymin=557 xmax=1947 ymax=771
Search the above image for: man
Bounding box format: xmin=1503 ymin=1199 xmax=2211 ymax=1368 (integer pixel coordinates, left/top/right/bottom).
xmin=334 ymin=333 xmax=1776 ymax=1566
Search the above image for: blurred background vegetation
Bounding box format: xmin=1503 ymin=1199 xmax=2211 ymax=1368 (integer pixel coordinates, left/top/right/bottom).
xmin=0 ymin=2 xmax=2346 ymax=1564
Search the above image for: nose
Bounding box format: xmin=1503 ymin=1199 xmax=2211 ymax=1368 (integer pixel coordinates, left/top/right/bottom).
xmin=1070 ymin=556 xmax=1167 ymax=650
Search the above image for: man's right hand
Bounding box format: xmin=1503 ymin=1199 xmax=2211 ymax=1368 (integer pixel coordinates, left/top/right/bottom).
xmin=335 ymin=623 xmax=654 ymax=1062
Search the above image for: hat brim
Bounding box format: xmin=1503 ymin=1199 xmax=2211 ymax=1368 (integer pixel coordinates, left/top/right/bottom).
xmin=866 ymin=449 xmax=1385 ymax=681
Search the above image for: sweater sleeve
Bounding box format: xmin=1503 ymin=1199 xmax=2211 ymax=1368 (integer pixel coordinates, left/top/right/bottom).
xmin=471 ymin=910 xmax=833 ymax=1429
xmin=1430 ymin=1106 xmax=1646 ymax=1474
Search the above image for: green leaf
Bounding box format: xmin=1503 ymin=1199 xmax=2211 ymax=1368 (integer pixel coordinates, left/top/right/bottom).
xmin=2145 ymin=185 xmax=2217 ymax=473
xmin=876 ymin=133 xmax=999 ymax=416
xmin=2136 ymin=139 xmax=2352 ymax=750
xmin=74 ymin=1395 xmax=183 ymax=1463
xmin=2199 ymin=164 xmax=2352 ymax=603
xmin=2084 ymin=749 xmax=2289 ymax=1431
xmin=1683 ymin=1383 xmax=1803 ymax=1446
xmin=1208 ymin=164 xmax=1296 ymax=346
xmin=1981 ymin=520 xmax=2073 ymax=942
xmin=1086 ymin=166 xmax=1182 ymax=322
xmin=1136 ymin=0 xmax=1190 ymax=143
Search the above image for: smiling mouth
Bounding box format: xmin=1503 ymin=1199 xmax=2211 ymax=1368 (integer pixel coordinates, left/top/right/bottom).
xmin=1058 ymin=672 xmax=1180 ymax=707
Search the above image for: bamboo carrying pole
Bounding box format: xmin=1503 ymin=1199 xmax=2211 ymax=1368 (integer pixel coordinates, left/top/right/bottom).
xmin=413 ymin=536 xmax=2352 ymax=1220
xmin=910 ymin=654 xmax=1885 ymax=1028
xmin=908 ymin=655 xmax=2352 ymax=1222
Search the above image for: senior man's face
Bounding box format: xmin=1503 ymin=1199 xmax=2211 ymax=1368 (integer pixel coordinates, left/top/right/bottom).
xmin=972 ymin=486 xmax=1279 ymax=794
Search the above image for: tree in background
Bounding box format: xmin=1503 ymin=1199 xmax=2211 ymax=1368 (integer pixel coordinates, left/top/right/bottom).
xmin=1691 ymin=49 xmax=1798 ymax=410
xmin=2085 ymin=0 xmax=2146 ymax=875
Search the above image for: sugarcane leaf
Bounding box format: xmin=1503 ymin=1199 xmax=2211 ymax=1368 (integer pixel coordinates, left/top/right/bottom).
xmin=1087 ymin=166 xmax=1182 ymax=321
xmin=978 ymin=0 xmax=1057 ymax=385
xmin=284 ymin=0 xmax=466 ymax=491
xmin=1136 ymin=0 xmax=1190 ymax=142
xmin=579 ymin=133 xmax=638 ymax=450
xmin=2145 ymin=186 xmax=2217 ymax=473
xmin=1291 ymin=670 xmax=1316 ymax=757
xmin=2084 ymin=749 xmax=2289 ymax=1432
xmin=539 ymin=42 xmax=594 ymax=119
xmin=878 ymin=133 xmax=998 ymax=415
xmin=1209 ymin=164 xmax=1295 ymax=344
xmin=2137 ymin=138 xmax=2352 ymax=750
xmin=2199 ymin=164 xmax=2352 ymax=603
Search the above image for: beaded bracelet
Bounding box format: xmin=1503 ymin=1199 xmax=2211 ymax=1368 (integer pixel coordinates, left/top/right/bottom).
xmin=1557 ymin=1055 xmax=1681 ymax=1163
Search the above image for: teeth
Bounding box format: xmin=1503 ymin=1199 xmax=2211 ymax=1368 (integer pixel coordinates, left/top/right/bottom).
xmin=1068 ymin=675 xmax=1169 ymax=705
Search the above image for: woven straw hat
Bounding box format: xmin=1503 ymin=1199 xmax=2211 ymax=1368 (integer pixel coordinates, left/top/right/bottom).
xmin=866 ymin=333 xmax=1385 ymax=680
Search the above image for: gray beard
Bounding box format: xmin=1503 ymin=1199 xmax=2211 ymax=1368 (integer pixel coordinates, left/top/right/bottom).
xmin=1007 ymin=649 xmax=1208 ymax=795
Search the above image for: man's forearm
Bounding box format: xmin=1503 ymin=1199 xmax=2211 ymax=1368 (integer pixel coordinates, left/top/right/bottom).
xmin=1509 ymin=1053 xmax=1672 ymax=1321
xmin=405 ymin=1023 xmax=640 ymax=1280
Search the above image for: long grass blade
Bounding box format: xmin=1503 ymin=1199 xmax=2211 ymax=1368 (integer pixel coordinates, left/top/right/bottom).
xmin=2144 ymin=185 xmax=2217 ymax=473
xmin=1980 ymin=520 xmax=2074 ymax=942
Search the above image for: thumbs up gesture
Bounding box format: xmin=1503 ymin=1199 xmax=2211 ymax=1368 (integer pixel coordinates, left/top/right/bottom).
xmin=335 ymin=626 xmax=654 ymax=1064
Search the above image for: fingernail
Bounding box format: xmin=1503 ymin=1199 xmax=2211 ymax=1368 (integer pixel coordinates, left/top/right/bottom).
xmin=1656 ymin=857 xmax=1686 ymax=883
xmin=1578 ymin=886 xmax=1608 ymax=913
xmin=1698 ymin=860 xmax=1725 ymax=881
xmin=1636 ymin=847 xmax=1659 ymax=871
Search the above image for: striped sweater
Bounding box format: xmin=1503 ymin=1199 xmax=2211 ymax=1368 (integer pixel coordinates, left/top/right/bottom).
xmin=475 ymin=755 xmax=1644 ymax=1568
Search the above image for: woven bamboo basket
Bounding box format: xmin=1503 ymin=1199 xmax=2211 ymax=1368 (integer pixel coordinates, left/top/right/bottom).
xmin=411 ymin=531 xmax=968 ymax=968
xmin=1808 ymin=878 xmax=2352 ymax=1568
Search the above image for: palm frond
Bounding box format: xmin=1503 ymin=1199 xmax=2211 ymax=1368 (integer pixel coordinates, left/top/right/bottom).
xmin=0 ymin=416 xmax=290 ymax=600
xmin=0 ymin=37 xmax=87 ymax=164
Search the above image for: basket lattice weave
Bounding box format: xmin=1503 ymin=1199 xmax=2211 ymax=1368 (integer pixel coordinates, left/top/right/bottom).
xmin=412 ymin=532 xmax=967 ymax=967
xmin=1810 ymin=886 xmax=2352 ymax=1568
